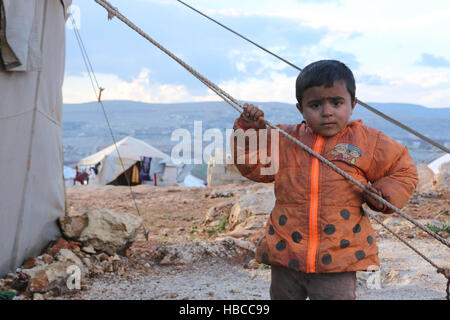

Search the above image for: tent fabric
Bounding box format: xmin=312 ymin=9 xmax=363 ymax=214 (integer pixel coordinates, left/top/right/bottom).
xmin=428 ymin=154 xmax=450 ymax=175
xmin=78 ymin=136 xmax=171 ymax=185
xmin=0 ymin=0 xmax=70 ymax=277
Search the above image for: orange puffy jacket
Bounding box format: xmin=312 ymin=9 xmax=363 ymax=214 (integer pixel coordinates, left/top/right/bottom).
xmin=232 ymin=118 xmax=418 ymax=273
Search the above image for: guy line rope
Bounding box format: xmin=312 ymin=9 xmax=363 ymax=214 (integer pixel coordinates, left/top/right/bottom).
xmin=175 ymin=0 xmax=450 ymax=155
xmin=69 ymin=14 xmax=150 ymax=241
xmin=92 ymin=0 xmax=449 ymax=297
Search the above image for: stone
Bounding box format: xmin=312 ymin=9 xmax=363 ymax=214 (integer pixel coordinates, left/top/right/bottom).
xmin=77 ymin=209 xmax=143 ymax=256
xmin=47 ymin=238 xmax=72 ymax=257
xmin=22 ymin=261 xmax=80 ymax=295
xmin=228 ymin=189 xmax=275 ymax=229
xmin=23 ymin=257 xmax=38 ymax=269
xmin=33 ymin=293 xmax=45 ymax=300
xmin=210 ymin=190 xmax=234 ymax=198
xmin=41 ymin=254 xmax=54 ymax=264
xmin=436 ymin=162 xmax=450 ymax=190
xmin=59 ymin=215 xmax=89 ymax=240
xmin=247 ymin=259 xmax=260 ymax=269
xmin=153 ymin=238 xmax=254 ymax=265
xmin=382 ymin=217 xmax=403 ymax=227
xmin=82 ymin=258 xmax=92 ymax=268
xmin=203 ymin=201 xmax=235 ymax=227
xmin=81 ymin=245 xmax=96 ymax=254
xmin=55 ymin=249 xmax=83 ymax=267
xmin=416 ymin=163 xmax=436 ymax=193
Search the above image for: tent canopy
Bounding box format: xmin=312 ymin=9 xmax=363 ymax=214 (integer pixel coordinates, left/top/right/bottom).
xmin=78 ymin=136 xmax=172 ymax=185
xmin=428 ymin=153 xmax=450 ymax=175
xmin=79 ymin=136 xmax=169 ymax=167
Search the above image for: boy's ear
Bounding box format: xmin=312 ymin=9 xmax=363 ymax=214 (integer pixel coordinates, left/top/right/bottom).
xmin=296 ymin=103 xmax=304 ymax=114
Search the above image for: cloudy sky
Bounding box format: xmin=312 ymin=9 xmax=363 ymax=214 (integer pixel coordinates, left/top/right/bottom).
xmin=63 ymin=0 xmax=450 ymax=108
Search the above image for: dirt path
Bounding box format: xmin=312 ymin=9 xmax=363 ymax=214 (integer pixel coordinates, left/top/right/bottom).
xmin=66 ymin=237 xmax=448 ymax=300
xmin=60 ymin=184 xmax=450 ymax=300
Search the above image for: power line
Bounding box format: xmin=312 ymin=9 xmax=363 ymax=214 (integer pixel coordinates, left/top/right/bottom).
xmin=175 ymin=0 xmax=449 ymax=155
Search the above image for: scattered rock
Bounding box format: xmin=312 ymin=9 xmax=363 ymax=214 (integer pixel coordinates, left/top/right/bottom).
xmin=203 ymin=201 xmax=234 ymax=227
xmin=247 ymin=259 xmax=260 ymax=269
xmin=33 ymin=293 xmax=45 ymax=300
xmin=153 ymin=238 xmax=254 ymax=265
xmin=41 ymin=254 xmax=54 ymax=264
xmin=416 ymin=163 xmax=436 ymax=193
xmin=77 ymin=209 xmax=143 ymax=255
xmin=210 ymin=190 xmax=234 ymax=198
xmin=59 ymin=215 xmax=89 ymax=239
xmin=47 ymin=238 xmax=72 ymax=257
xmin=55 ymin=249 xmax=83 ymax=267
xmin=435 ymin=162 xmax=450 ymax=190
xmin=23 ymin=257 xmax=38 ymax=269
xmin=81 ymin=245 xmax=96 ymax=254
xmin=382 ymin=217 xmax=403 ymax=227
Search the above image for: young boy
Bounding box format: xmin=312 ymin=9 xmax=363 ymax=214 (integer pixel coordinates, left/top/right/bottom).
xmin=231 ymin=60 xmax=418 ymax=300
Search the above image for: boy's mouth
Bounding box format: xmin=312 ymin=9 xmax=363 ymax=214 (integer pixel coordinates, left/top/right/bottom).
xmin=321 ymin=122 xmax=336 ymax=127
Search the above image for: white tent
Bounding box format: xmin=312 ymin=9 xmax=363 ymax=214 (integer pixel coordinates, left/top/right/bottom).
xmin=428 ymin=154 xmax=450 ymax=175
xmin=78 ymin=136 xmax=178 ymax=185
xmin=0 ymin=0 xmax=71 ymax=276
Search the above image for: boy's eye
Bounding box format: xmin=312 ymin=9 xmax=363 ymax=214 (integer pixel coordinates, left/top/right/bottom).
xmin=309 ymin=103 xmax=320 ymax=109
xmin=333 ymin=100 xmax=343 ymax=106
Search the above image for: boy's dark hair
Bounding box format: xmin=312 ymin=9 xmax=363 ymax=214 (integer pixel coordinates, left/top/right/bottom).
xmin=295 ymin=60 xmax=356 ymax=105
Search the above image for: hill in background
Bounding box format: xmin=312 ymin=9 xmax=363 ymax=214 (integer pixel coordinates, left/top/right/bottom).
xmin=63 ymin=100 xmax=450 ymax=179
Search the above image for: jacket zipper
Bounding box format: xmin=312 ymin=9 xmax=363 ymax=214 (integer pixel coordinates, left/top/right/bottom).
xmin=307 ymin=135 xmax=324 ymax=273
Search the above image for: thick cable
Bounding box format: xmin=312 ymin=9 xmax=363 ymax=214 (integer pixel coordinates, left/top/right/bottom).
xmin=93 ymin=0 xmax=450 ymax=249
xmin=70 ymin=14 xmax=149 ymax=240
xmin=175 ymin=0 xmax=450 ymax=155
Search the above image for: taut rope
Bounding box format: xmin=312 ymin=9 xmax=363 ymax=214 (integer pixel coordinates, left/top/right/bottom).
xmin=93 ymin=0 xmax=449 ymax=298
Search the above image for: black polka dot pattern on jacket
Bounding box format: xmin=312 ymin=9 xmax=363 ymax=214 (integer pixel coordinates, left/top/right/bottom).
xmin=321 ymin=254 xmax=332 ymax=265
xmin=324 ymin=224 xmax=336 ymax=235
xmin=353 ymin=224 xmax=361 ymax=233
xmin=279 ymin=215 xmax=287 ymax=226
xmin=288 ymin=259 xmax=300 ymax=270
xmin=268 ymin=225 xmax=274 ymax=235
xmin=262 ymin=253 xmax=269 ymax=264
xmin=355 ymin=250 xmax=365 ymax=260
xmin=340 ymin=239 xmax=350 ymax=249
xmin=340 ymin=209 xmax=350 ymax=220
xmin=367 ymin=235 xmax=374 ymax=245
xmin=276 ymin=240 xmax=286 ymax=251
xmin=292 ymin=231 xmax=302 ymax=243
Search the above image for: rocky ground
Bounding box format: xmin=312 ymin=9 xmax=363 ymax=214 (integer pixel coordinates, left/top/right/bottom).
xmin=1 ymin=183 xmax=449 ymax=300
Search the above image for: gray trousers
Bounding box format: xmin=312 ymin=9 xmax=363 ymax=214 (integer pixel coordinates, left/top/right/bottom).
xmin=270 ymin=265 xmax=357 ymax=300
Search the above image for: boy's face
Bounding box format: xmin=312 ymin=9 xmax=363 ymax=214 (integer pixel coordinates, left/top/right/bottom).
xmin=296 ymin=80 xmax=357 ymax=137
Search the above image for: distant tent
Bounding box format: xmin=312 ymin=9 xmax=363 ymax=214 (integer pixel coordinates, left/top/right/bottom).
xmin=78 ymin=136 xmax=179 ymax=186
xmin=181 ymin=174 xmax=206 ymax=187
xmin=428 ymin=153 xmax=450 ymax=175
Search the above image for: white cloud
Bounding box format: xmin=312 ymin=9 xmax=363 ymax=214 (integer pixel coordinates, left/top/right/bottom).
xmin=63 ymin=69 xmax=218 ymax=104
xmin=64 ymin=67 xmax=450 ymax=108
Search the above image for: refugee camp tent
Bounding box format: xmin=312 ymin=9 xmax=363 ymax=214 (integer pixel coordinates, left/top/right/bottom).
xmin=428 ymin=153 xmax=450 ymax=175
xmin=78 ymin=136 xmax=179 ymax=186
xmin=0 ymin=0 xmax=71 ymax=276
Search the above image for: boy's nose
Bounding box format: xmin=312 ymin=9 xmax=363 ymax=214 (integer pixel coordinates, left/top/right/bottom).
xmin=321 ymin=103 xmax=334 ymax=117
